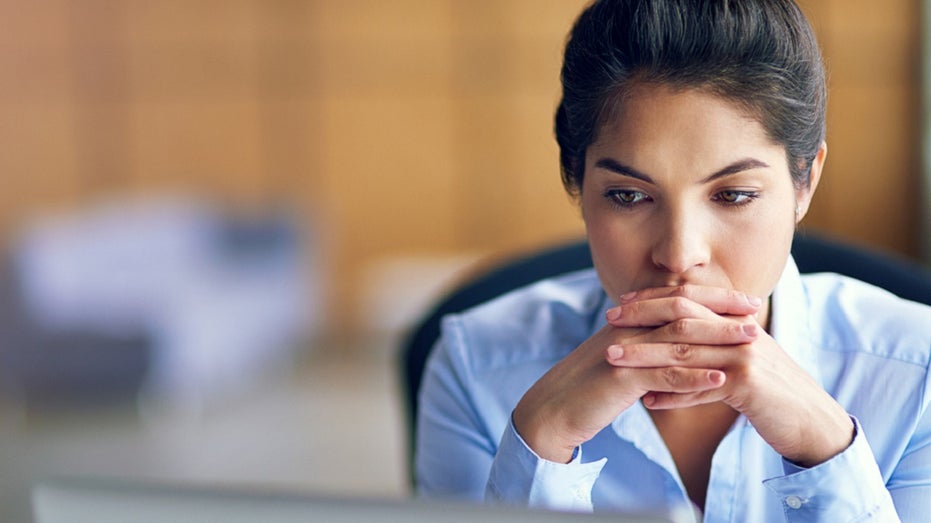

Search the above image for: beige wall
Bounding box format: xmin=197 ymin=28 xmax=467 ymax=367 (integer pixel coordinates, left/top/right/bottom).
xmin=798 ymin=0 xmax=923 ymax=257
xmin=0 ymin=0 xmax=923 ymax=334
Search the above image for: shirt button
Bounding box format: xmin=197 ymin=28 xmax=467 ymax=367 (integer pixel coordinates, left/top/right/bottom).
xmin=785 ymin=495 xmax=803 ymax=509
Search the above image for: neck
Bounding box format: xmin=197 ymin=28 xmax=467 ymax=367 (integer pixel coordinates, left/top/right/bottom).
xmin=756 ymin=295 xmax=772 ymax=332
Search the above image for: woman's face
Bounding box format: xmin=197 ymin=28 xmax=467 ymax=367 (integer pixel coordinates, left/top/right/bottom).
xmin=581 ymin=84 xmax=824 ymax=325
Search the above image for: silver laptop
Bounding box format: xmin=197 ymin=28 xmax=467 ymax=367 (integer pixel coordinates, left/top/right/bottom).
xmin=33 ymin=477 xmax=679 ymax=523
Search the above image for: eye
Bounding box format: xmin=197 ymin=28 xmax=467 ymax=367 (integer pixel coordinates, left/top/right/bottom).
xmin=714 ymin=190 xmax=759 ymax=206
xmin=604 ymin=189 xmax=651 ymax=208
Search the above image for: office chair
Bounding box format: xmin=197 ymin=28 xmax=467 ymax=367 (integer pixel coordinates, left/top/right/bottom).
xmin=399 ymin=232 xmax=931 ymax=485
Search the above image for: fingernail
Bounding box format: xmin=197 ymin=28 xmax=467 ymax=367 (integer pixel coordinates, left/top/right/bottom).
xmin=742 ymin=323 xmax=758 ymax=337
xmin=642 ymin=394 xmax=655 ymax=407
xmin=708 ymin=370 xmax=725 ymax=385
xmin=746 ymin=294 xmax=762 ymax=307
xmin=606 ymin=345 xmax=624 ymax=360
xmin=619 ymin=291 xmax=637 ymax=302
xmin=606 ymin=307 xmax=622 ymax=321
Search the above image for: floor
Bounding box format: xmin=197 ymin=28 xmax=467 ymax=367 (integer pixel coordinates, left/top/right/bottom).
xmin=0 ymin=338 xmax=409 ymax=523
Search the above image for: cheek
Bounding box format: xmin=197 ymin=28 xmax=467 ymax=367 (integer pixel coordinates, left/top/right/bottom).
xmin=722 ymin=210 xmax=795 ymax=295
xmin=582 ymin=200 xmax=624 ymax=251
xmin=583 ymin=206 xmax=648 ymax=282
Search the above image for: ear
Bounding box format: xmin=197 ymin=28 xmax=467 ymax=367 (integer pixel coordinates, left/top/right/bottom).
xmin=795 ymin=141 xmax=826 ymax=224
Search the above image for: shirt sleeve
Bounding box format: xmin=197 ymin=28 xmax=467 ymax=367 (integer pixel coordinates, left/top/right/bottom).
xmin=415 ymin=337 xmax=496 ymax=501
xmin=886 ymin=370 xmax=931 ymax=522
xmin=485 ymin=418 xmax=606 ymax=512
xmin=763 ymin=417 xmax=901 ymax=522
xmin=416 ymin=326 xmax=606 ymax=510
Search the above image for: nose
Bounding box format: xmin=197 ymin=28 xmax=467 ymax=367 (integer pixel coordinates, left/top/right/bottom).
xmin=650 ymin=207 xmax=711 ymax=277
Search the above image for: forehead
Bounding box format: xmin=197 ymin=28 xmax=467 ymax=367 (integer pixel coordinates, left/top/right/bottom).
xmin=590 ymin=84 xmax=782 ymax=160
xmin=598 ymin=79 xmax=766 ymax=132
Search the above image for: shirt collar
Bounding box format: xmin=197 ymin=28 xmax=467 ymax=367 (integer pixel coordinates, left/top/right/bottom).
xmin=769 ymin=256 xmax=821 ymax=386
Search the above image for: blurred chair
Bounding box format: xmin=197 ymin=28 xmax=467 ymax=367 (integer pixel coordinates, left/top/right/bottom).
xmin=0 ymin=198 xmax=316 ymax=411
xmin=399 ymin=232 xmax=931 ymax=485
xmin=0 ymin=255 xmax=150 ymax=406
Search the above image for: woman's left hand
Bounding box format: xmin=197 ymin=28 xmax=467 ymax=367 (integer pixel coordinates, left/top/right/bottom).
xmin=604 ymin=285 xmax=854 ymax=468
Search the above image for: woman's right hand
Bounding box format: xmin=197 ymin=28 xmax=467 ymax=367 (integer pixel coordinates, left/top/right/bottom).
xmin=511 ymin=287 xmax=760 ymax=463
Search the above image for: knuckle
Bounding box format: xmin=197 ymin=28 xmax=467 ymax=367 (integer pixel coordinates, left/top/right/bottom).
xmin=609 ymin=366 xmax=628 ymax=382
xmin=733 ymin=342 xmax=754 ymax=362
xmin=661 ymin=367 xmax=681 ymax=387
xmin=729 ymin=347 xmax=754 ymax=376
xmin=627 ymin=301 xmax=643 ymax=317
xmin=671 ymin=296 xmax=692 ymax=316
xmin=671 ymin=343 xmax=692 ymax=361
xmin=728 ymin=322 xmax=745 ymax=337
xmin=669 ymin=318 xmax=691 ymax=336
xmin=625 ymin=300 xmax=642 ymax=317
xmin=672 ymin=284 xmax=691 ymax=298
xmin=735 ymin=364 xmax=755 ymax=386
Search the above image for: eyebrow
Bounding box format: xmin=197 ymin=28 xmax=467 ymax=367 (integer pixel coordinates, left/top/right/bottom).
xmin=593 ymin=158 xmax=655 ymax=183
xmin=593 ymin=157 xmax=771 ymax=184
xmin=699 ymin=158 xmax=771 ymax=183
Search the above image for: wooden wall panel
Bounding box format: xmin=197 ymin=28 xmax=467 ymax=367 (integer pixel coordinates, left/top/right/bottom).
xmin=816 ymin=84 xmax=919 ymax=248
xmin=318 ymin=96 xmax=459 ymax=250
xmin=0 ymin=102 xmax=80 ymax=226
xmin=130 ymin=100 xmax=265 ymax=194
xmin=0 ymin=0 xmax=922 ymax=335
xmin=798 ymin=0 xmax=922 ymax=256
xmin=125 ymin=0 xmax=257 ymax=44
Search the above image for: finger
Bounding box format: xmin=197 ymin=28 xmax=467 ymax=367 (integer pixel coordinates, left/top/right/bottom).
xmin=616 ymin=285 xmax=762 ymax=316
xmin=605 ymin=341 xmax=750 ymax=368
xmin=619 ymin=366 xmax=726 ymax=394
xmin=619 ymin=317 xmax=759 ymax=345
xmin=642 ymin=387 xmax=727 ymax=410
xmin=606 ymin=296 xmax=721 ymax=327
xmin=652 ymin=318 xmax=759 ymax=344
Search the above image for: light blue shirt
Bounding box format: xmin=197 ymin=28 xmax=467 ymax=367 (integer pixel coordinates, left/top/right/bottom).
xmin=416 ymin=258 xmax=931 ymax=522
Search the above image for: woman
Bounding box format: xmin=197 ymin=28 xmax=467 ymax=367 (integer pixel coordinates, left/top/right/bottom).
xmin=416 ymin=1 xmax=931 ymax=521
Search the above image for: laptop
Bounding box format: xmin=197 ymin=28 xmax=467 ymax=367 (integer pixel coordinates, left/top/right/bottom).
xmin=33 ymin=477 xmax=681 ymax=523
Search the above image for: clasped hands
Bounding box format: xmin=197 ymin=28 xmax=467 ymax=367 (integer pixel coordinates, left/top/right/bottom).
xmin=512 ymin=284 xmax=853 ymax=468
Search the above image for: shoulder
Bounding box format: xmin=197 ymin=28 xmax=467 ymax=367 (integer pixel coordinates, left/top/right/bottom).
xmin=802 ymin=272 xmax=931 ymax=367
xmin=439 ymin=268 xmax=606 ymax=374
xmin=801 ymin=273 xmax=931 ymax=475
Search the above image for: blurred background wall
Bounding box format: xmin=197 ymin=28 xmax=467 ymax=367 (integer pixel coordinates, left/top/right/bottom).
xmin=0 ymin=0 xmax=925 ymax=339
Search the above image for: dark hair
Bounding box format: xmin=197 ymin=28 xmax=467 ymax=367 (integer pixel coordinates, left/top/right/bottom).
xmin=555 ymin=0 xmax=826 ymax=194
